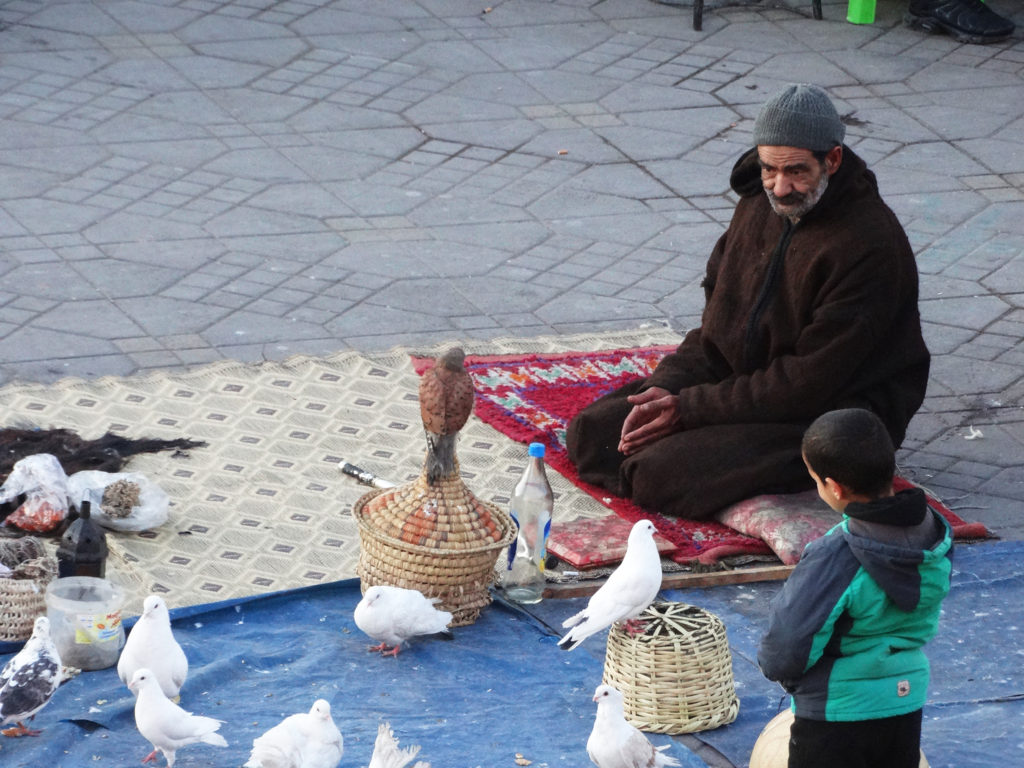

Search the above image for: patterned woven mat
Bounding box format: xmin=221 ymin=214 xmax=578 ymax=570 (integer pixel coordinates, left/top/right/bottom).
xmin=0 ymin=329 xmax=683 ymax=615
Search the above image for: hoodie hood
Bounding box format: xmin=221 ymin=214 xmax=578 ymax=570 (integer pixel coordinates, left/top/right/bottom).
xmin=841 ymin=489 xmax=952 ymax=611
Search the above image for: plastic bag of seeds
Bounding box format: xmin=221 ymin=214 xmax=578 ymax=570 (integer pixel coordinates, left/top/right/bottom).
xmin=66 ymin=470 xmax=170 ymax=531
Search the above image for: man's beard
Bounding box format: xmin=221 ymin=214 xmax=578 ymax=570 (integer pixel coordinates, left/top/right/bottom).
xmin=766 ymin=172 xmax=829 ymax=220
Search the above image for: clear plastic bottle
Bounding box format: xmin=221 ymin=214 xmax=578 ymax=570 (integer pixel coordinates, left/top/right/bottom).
xmin=503 ymin=442 xmax=553 ymax=604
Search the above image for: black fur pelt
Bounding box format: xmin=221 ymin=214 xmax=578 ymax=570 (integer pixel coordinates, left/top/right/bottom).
xmin=0 ymin=427 xmax=207 ymax=479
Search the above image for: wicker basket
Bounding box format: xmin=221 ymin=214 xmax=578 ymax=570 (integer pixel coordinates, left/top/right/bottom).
xmin=602 ymin=600 xmax=740 ymax=734
xmin=0 ymin=537 xmax=59 ymax=643
xmin=354 ymin=467 xmax=516 ymax=627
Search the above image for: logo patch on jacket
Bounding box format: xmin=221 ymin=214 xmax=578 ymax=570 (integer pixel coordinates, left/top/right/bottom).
xmin=897 ymin=680 xmax=911 ymax=697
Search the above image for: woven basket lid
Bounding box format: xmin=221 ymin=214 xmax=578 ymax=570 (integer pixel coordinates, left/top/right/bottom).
xmin=356 ymin=465 xmax=509 ymax=552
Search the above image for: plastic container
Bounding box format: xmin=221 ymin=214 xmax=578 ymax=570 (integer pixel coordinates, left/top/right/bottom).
xmin=45 ymin=576 xmax=125 ymax=670
xmin=502 ymin=442 xmax=554 ymax=604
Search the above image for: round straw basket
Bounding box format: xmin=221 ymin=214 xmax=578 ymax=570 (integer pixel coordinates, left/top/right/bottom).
xmin=0 ymin=537 xmax=58 ymax=643
xmin=354 ymin=472 xmax=516 ymax=627
xmin=602 ymin=601 xmax=740 ymax=734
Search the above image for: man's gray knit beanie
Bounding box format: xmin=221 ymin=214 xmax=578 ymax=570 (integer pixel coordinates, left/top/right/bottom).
xmin=752 ymin=84 xmax=845 ymax=152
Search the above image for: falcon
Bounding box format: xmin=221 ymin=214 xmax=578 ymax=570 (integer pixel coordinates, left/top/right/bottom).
xmin=418 ymin=347 xmax=474 ymax=484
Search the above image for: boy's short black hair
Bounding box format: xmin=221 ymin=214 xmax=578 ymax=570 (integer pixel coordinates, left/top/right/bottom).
xmin=801 ymin=408 xmax=895 ymax=498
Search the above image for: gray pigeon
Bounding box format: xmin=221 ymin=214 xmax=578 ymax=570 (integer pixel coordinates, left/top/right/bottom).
xmin=0 ymin=616 xmax=62 ymax=737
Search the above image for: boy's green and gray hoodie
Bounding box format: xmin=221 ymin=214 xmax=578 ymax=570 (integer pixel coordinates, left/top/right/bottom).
xmin=758 ymin=487 xmax=953 ymax=721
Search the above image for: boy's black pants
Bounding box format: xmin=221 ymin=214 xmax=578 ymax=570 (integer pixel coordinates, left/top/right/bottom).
xmin=789 ymin=709 xmax=923 ymax=768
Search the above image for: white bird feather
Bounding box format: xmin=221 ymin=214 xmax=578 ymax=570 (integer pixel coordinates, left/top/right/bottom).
xmin=367 ymin=721 xmax=430 ymax=768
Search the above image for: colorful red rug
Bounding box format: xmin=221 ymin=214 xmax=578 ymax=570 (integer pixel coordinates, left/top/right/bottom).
xmin=412 ymin=346 xmax=988 ymax=564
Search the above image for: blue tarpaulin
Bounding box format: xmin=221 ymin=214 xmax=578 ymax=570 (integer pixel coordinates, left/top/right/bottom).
xmin=2 ymin=541 xmax=1021 ymax=767
xmin=0 ymin=577 xmax=702 ymax=767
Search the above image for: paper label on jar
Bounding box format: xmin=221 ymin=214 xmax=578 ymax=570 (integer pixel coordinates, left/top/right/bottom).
xmin=74 ymin=611 xmax=123 ymax=644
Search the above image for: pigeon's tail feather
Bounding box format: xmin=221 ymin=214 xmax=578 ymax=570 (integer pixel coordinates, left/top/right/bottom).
xmin=370 ymin=722 xmax=425 ymax=768
xmin=557 ymin=626 xmax=587 ymax=651
xmin=431 ymin=611 xmax=453 ymax=634
xmin=654 ymin=745 xmax=682 ymax=767
xmin=561 ymin=608 xmax=586 ymax=629
xmin=200 ymin=731 xmax=228 ymax=748
xmin=558 ymin=611 xmax=607 ymax=650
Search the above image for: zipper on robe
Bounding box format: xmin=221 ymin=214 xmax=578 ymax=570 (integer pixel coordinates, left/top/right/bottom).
xmin=743 ymin=218 xmax=795 ymax=371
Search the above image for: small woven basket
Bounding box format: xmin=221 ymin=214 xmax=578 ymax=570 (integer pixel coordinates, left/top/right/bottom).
xmin=602 ymin=600 xmax=740 ymax=734
xmin=0 ymin=537 xmax=59 ymax=643
xmin=355 ymin=467 xmax=516 ymax=627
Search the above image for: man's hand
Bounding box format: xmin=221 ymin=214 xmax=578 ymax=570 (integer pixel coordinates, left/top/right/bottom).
xmin=618 ymin=386 xmax=681 ymax=455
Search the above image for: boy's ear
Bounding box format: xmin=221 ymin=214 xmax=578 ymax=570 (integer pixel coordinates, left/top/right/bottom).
xmin=823 ymin=476 xmax=848 ymax=501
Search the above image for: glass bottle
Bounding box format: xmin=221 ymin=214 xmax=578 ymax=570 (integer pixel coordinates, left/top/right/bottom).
xmin=503 ymin=442 xmax=553 ymax=604
xmin=57 ymin=500 xmax=108 ymax=579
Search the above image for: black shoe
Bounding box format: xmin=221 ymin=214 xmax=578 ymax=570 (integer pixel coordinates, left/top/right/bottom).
xmin=906 ymin=0 xmax=1015 ymax=44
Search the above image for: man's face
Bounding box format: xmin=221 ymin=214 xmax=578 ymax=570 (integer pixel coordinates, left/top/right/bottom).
xmin=757 ymin=145 xmax=841 ymax=220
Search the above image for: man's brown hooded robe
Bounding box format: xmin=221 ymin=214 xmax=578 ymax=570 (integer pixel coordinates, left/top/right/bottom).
xmin=566 ymin=146 xmax=930 ymax=519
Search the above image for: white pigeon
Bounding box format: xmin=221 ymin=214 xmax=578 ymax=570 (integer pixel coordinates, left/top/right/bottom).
xmin=0 ymin=616 xmax=62 ymax=737
xmin=587 ymin=685 xmax=680 ymax=768
xmin=129 ymin=667 xmax=227 ymax=767
xmin=353 ymin=585 xmax=453 ymax=656
xmin=244 ymin=698 xmax=343 ymax=768
xmin=367 ymin=721 xmax=430 ymax=768
xmin=558 ymin=519 xmax=662 ymax=651
xmin=118 ymin=594 xmax=188 ymax=701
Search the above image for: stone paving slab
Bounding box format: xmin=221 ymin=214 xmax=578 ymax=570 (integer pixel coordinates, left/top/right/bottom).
xmin=0 ymin=0 xmax=1021 ymax=542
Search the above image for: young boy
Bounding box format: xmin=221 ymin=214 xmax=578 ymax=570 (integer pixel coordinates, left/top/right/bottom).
xmin=757 ymin=408 xmax=953 ymax=768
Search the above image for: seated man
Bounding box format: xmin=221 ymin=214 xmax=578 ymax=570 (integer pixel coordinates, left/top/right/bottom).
xmin=566 ymin=83 xmax=930 ymax=520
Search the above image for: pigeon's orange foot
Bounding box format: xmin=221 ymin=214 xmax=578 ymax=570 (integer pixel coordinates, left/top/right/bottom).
xmin=622 ymin=619 xmax=649 ymax=636
xmin=380 ymin=645 xmax=401 ymax=657
xmin=1 ymin=721 xmax=41 ymax=737
xmin=367 ymin=642 xmax=389 ymax=653
xmin=142 ymin=749 xmax=158 ymax=764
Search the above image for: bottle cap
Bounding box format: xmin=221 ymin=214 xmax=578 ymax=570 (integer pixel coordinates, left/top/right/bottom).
xmin=528 ymin=442 xmax=545 ymax=458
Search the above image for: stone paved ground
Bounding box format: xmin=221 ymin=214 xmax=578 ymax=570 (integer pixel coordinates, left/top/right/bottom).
xmin=0 ymin=0 xmax=1021 ymax=542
